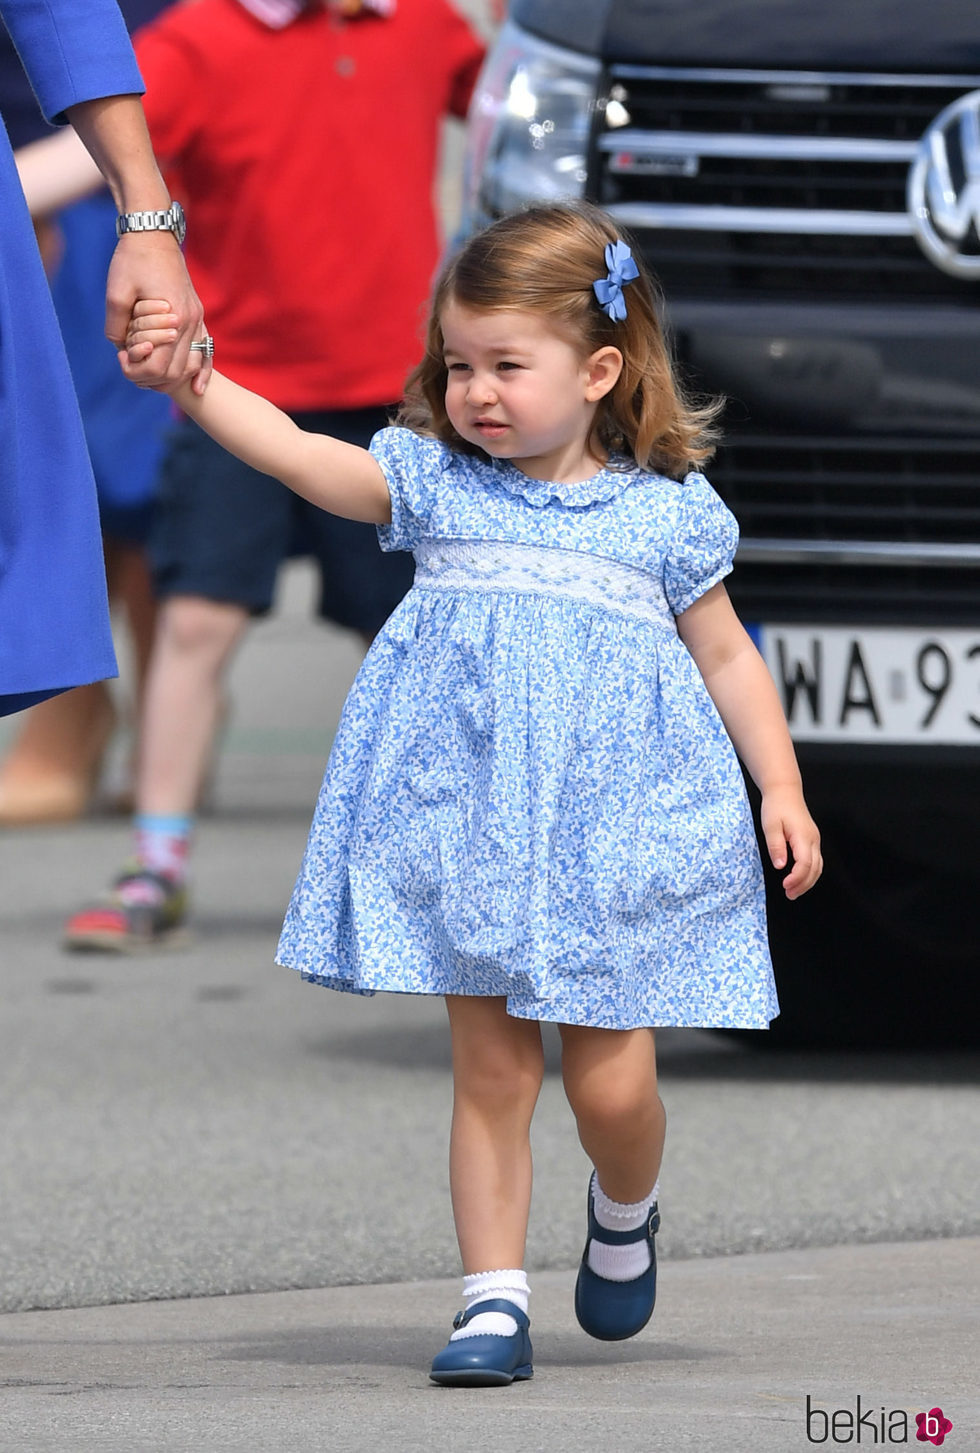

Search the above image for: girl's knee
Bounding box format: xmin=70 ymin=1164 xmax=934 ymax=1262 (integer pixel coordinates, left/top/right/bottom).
xmin=559 ymin=1026 xmax=660 ymax=1128
xmin=447 ymin=999 xmax=544 ymax=1109
xmin=457 ymin=1036 xmax=544 ymax=1107
xmin=568 ymin=1076 xmax=662 ymax=1134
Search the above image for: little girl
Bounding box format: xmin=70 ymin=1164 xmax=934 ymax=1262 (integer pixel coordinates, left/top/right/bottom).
xmin=125 ymin=201 xmax=821 ymax=1387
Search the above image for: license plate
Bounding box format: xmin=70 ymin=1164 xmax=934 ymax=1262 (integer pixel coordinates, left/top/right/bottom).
xmin=751 ymin=625 xmax=980 ymax=745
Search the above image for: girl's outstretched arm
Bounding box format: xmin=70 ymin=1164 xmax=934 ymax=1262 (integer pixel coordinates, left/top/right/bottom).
xmin=677 ymin=583 xmax=823 ymax=899
xmin=122 ymin=303 xmax=391 ymax=523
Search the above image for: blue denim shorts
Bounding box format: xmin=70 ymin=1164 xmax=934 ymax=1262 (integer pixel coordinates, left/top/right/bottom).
xmin=149 ymin=406 xmax=414 ymax=635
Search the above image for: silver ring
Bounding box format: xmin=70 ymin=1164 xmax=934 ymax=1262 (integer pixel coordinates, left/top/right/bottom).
xmin=189 ymin=335 xmax=214 ymax=358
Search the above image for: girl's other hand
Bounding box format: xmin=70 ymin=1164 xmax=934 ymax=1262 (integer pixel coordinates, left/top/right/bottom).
xmin=760 ymin=786 xmax=823 ymax=900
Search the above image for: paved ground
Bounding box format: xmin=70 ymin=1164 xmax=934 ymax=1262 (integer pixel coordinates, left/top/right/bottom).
xmin=13 ymin=16 xmax=976 ymax=1441
xmin=2 ymin=565 xmax=978 ymax=1451
xmin=2 ymin=1241 xmax=976 ymax=1452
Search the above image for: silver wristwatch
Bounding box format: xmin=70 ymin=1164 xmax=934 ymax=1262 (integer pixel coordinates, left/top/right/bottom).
xmin=115 ymin=200 xmax=186 ymax=245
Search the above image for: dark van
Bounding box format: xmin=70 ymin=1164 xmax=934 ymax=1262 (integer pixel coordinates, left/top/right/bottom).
xmin=459 ymin=0 xmax=980 ymax=1045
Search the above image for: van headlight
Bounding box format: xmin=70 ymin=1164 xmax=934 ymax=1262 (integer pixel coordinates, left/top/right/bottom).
xmin=460 ymin=20 xmax=600 ymax=233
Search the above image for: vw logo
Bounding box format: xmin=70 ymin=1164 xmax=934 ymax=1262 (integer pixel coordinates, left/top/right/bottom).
xmin=908 ymin=89 xmax=980 ymax=279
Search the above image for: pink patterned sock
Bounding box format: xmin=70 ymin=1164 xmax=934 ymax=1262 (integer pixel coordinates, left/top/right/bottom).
xmin=134 ymin=813 xmax=192 ymax=883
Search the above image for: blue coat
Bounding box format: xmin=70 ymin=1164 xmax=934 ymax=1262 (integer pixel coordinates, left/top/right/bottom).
xmin=0 ymin=0 xmax=143 ymax=715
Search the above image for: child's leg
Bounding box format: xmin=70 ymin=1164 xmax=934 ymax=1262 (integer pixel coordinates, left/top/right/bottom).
xmin=559 ymin=1024 xmax=666 ymax=1341
xmin=557 ymin=1024 xmax=665 ymax=1201
xmin=429 ymin=997 xmax=542 ymax=1384
xmin=445 ymin=995 xmax=545 ymax=1272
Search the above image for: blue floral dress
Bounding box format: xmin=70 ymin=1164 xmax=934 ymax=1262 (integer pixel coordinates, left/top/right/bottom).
xmin=276 ymin=428 xmax=777 ymax=1030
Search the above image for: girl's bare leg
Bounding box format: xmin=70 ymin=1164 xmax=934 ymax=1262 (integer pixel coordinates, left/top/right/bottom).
xmin=557 ymin=1024 xmax=666 ymax=1201
xmin=444 ymin=995 xmax=545 ymax=1272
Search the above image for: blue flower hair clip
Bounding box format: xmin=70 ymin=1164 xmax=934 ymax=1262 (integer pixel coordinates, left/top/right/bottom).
xmin=592 ymin=239 xmax=640 ymax=322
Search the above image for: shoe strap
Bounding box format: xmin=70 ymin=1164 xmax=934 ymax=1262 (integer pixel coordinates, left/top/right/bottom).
xmin=452 ymin=1298 xmax=530 ymax=1331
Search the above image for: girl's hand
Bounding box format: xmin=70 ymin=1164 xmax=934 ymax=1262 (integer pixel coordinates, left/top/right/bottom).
xmin=760 ymin=786 xmax=823 ymax=900
xmin=120 ymin=298 xmax=205 ymax=394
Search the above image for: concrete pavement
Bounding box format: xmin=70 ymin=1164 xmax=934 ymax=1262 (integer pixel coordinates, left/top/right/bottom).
xmin=2 ymin=1240 xmax=976 ymax=1452
xmin=2 ymin=564 xmax=978 ymax=1451
xmin=4 ymin=812 xmax=978 ymax=1314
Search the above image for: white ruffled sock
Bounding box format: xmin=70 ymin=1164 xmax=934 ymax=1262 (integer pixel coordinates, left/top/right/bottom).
xmin=449 ymin=1269 xmax=530 ymax=1341
xmin=587 ymin=1174 xmax=660 ymax=1283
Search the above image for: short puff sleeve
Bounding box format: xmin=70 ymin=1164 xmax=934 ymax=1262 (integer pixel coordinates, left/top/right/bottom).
xmin=370 ymin=427 xmax=451 ymax=552
xmin=663 ymin=471 xmax=739 ymax=616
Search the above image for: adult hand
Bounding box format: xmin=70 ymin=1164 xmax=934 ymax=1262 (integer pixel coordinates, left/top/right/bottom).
xmin=60 ymin=95 xmax=211 ymax=393
xmin=106 ymin=231 xmax=211 ymax=395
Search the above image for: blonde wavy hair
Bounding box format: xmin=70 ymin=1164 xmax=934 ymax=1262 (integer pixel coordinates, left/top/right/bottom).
xmin=399 ymin=201 xmax=722 ymax=477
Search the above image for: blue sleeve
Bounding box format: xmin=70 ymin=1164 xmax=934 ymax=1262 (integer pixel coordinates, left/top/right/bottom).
xmin=370 ymin=427 xmax=451 ymax=552
xmin=0 ymin=0 xmax=144 ymax=125
xmin=663 ymin=471 xmax=739 ymax=616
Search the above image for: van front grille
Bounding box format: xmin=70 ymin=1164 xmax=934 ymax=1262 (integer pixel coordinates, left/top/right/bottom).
xmin=711 ymin=434 xmax=980 ymax=623
xmin=594 ymin=67 xmax=980 ymax=302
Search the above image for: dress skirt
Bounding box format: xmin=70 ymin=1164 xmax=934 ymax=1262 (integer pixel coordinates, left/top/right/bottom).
xmin=276 ymin=543 xmax=778 ymax=1031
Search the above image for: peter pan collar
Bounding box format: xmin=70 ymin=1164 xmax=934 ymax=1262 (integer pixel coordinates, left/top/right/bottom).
xmin=490 ymin=458 xmax=642 ymax=509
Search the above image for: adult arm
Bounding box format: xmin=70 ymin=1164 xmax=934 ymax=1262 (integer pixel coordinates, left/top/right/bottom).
xmin=1 ymin=0 xmax=207 ymax=390
xmin=64 ymin=93 xmax=208 ymax=391
xmin=677 ymin=583 xmax=823 ymax=899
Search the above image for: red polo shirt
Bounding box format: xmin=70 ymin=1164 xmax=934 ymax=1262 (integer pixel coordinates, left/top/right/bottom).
xmin=135 ymin=0 xmax=484 ymax=409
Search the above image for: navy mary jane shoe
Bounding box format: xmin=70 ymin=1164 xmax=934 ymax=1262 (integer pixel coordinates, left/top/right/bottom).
xmin=429 ymin=1298 xmax=533 ymax=1387
xmin=574 ymin=1177 xmax=660 ymax=1341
